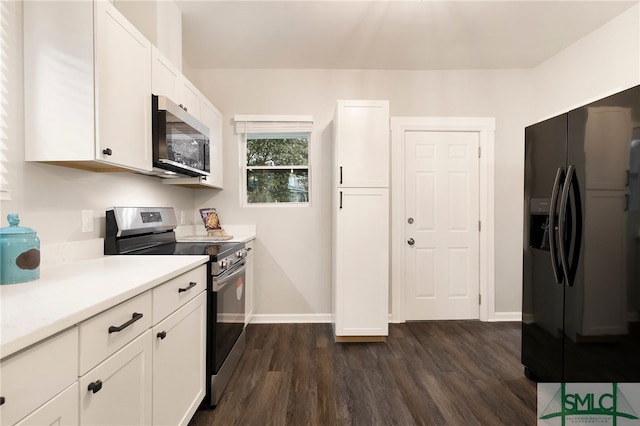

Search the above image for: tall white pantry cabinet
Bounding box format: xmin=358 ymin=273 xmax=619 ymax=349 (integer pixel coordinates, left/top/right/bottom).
xmin=332 ymin=100 xmax=390 ymax=341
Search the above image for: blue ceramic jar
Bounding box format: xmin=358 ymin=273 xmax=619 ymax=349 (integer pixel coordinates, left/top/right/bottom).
xmin=0 ymin=214 xmax=40 ymax=284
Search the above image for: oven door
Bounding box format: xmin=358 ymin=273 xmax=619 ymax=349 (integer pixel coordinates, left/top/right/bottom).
xmin=212 ymin=261 xmax=246 ymax=373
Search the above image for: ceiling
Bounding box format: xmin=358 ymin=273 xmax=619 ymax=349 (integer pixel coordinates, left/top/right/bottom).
xmin=176 ymin=0 xmax=638 ymax=70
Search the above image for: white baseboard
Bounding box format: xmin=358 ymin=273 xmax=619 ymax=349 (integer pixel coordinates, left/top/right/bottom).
xmin=488 ymin=311 xmax=522 ymax=322
xmin=250 ymin=313 xmax=332 ymax=324
xmin=249 ymin=311 xmax=523 ymax=324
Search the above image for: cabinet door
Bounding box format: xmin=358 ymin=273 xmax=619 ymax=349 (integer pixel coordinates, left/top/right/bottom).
xmin=200 ymin=99 xmax=224 ymax=189
xmin=15 ymin=383 xmax=78 ymax=426
xmin=152 ymin=292 xmax=206 ymax=426
xmin=94 ymin=0 xmax=152 ymax=172
xmin=333 ymin=188 xmax=389 ymax=336
xmin=151 ymin=46 xmax=179 ymax=100
xmin=79 ymin=330 xmax=153 ymax=426
xmin=23 ymin=1 xmax=95 ymax=162
xmin=334 ymin=100 xmax=389 ymax=188
xmin=0 ymin=328 xmax=78 ymax=426
xmin=177 ymin=76 xmax=201 ymax=120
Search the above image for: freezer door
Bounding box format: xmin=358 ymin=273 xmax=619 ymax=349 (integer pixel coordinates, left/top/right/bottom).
xmin=522 ymin=114 xmax=568 ymax=382
xmin=564 ymin=85 xmax=640 ymax=382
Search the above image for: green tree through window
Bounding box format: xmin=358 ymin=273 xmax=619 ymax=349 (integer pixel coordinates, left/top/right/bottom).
xmin=245 ymin=135 xmax=309 ymax=204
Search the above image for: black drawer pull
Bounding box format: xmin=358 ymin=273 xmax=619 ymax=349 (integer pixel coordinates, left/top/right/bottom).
xmin=102 ymin=148 xmax=112 ymax=156
xmin=157 ymin=331 xmax=167 ymax=340
xmin=88 ymin=380 xmax=103 ymax=394
xmin=178 ymin=282 xmax=197 ymax=293
xmin=108 ymin=312 xmax=143 ymax=333
xmin=0 ymin=396 xmax=5 ymax=405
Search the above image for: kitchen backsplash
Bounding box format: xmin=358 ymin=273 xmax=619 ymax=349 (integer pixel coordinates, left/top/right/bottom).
xmin=40 ymin=238 xmax=104 ymax=268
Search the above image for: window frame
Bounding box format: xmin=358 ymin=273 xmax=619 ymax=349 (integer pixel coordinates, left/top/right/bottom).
xmin=235 ymin=115 xmax=313 ymax=208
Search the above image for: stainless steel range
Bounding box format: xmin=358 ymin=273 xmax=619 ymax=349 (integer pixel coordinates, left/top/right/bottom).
xmin=104 ymin=207 xmax=247 ymax=407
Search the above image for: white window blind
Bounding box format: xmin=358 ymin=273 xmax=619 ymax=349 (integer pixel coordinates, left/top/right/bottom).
xmin=234 ymin=115 xmax=313 ymax=134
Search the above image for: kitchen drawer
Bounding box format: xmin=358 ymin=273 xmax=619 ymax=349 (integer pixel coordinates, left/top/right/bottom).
xmin=152 ymin=265 xmax=206 ymax=323
xmin=79 ymin=291 xmax=152 ymax=375
xmin=0 ymin=327 xmax=78 ymax=426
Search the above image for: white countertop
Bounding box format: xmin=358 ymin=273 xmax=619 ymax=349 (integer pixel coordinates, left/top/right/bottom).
xmin=0 ymin=255 xmax=208 ymax=359
xmin=175 ymin=224 xmax=256 ymax=244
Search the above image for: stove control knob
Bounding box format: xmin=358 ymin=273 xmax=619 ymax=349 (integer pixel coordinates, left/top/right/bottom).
xmin=236 ymin=250 xmax=246 ymax=259
xmin=219 ymin=260 xmax=228 ymax=268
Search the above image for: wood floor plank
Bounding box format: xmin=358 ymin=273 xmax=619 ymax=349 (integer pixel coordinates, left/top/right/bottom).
xmin=188 ymin=321 xmax=536 ymax=426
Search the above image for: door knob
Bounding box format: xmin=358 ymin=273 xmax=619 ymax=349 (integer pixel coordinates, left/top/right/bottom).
xmin=407 ymin=238 xmax=415 ymax=246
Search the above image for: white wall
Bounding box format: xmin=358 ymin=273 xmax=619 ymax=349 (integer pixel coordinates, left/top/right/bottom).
xmin=4 ymin=0 xmax=638 ymax=321
xmin=191 ymin=3 xmax=640 ymax=321
xmin=192 ymin=68 xmax=533 ymax=319
xmin=531 ymin=4 xmax=640 ymax=121
xmin=0 ymin=2 xmax=197 ymax=250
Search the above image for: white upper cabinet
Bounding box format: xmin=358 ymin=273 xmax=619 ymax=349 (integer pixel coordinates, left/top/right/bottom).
xmin=151 ymin=47 xmax=201 ymax=120
xmin=177 ymin=77 xmax=201 ymax=120
xmin=334 ymin=100 xmax=390 ymax=188
xmin=199 ymin=98 xmax=224 ymax=189
xmin=151 ymin=47 xmax=180 ymax=101
xmin=94 ymin=1 xmax=152 ymax=172
xmin=24 ymin=0 xmax=152 ymax=173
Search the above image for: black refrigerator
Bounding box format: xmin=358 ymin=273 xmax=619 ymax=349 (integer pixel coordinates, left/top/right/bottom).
xmin=522 ymin=85 xmax=640 ymax=382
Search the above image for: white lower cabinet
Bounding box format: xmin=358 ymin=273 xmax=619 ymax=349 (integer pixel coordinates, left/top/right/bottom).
xmin=333 ymin=188 xmax=389 ymax=338
xmin=79 ymin=330 xmax=153 ymax=426
xmin=1 ymin=264 xmax=207 ymax=426
xmin=15 ymin=383 xmax=78 ymax=426
xmin=152 ymin=292 xmax=206 ymax=426
xmin=0 ymin=328 xmax=78 ymax=426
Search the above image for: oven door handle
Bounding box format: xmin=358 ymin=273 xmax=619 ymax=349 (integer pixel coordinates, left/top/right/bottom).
xmin=213 ymin=262 xmax=246 ymax=291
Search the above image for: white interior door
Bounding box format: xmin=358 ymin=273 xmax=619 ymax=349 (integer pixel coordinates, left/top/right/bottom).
xmin=405 ymin=130 xmax=480 ymax=320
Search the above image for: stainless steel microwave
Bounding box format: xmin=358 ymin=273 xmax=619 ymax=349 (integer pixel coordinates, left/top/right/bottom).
xmin=152 ymin=94 xmax=210 ymax=177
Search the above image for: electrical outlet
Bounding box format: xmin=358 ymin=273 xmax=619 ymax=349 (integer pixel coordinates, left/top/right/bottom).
xmin=180 ymin=211 xmax=186 ymax=225
xmin=82 ymin=210 xmax=93 ymax=233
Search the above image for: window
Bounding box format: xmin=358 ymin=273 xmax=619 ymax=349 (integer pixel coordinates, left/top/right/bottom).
xmin=235 ymin=116 xmax=313 ymax=206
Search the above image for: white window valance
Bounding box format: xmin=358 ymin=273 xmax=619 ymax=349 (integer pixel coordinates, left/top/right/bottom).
xmin=234 ymin=115 xmax=313 ymax=134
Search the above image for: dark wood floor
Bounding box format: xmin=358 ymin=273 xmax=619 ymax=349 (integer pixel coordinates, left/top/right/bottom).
xmin=189 ymin=321 xmax=537 ymax=426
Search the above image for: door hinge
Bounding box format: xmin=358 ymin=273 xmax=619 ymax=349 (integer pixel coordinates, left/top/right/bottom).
xmin=478 ymin=220 xmax=481 ymax=232
xmin=478 ymin=147 xmax=481 ymax=158
xmin=479 ymin=294 xmax=481 ymax=305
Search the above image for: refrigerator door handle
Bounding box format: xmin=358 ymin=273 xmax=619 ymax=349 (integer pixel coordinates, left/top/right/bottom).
xmin=567 ymin=167 xmax=583 ymax=287
xmin=558 ymin=164 xmax=579 ymax=286
xmin=548 ymin=167 xmax=565 ymax=284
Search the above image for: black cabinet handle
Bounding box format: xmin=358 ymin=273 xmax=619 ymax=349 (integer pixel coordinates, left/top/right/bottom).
xmin=0 ymin=396 xmax=5 ymax=405
xmin=339 ymin=166 xmax=343 ymax=184
xmin=88 ymin=380 xmax=103 ymax=394
xmin=102 ymin=148 xmax=112 ymax=156
xmin=157 ymin=331 xmax=167 ymax=340
xmin=178 ymin=282 xmax=197 ymax=293
xmin=339 ymin=191 xmax=343 ymax=209
xmin=108 ymin=312 xmax=143 ymax=333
